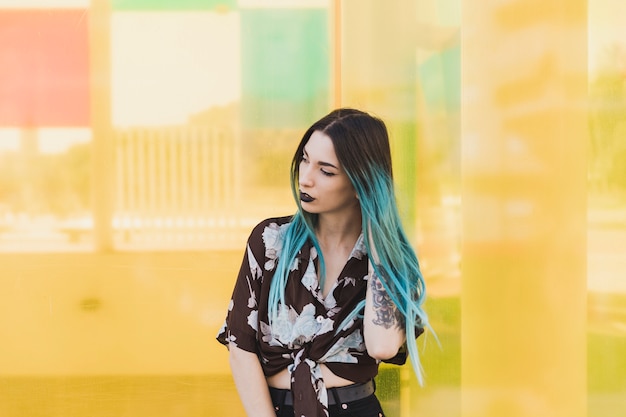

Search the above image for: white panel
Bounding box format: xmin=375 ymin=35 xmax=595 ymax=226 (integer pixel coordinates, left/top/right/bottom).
xmin=112 ymin=12 xmax=241 ymax=127
xmin=38 ymin=128 xmax=91 ymax=154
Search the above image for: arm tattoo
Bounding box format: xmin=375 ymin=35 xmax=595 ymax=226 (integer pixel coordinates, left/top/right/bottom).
xmin=370 ymin=275 xmax=405 ymax=330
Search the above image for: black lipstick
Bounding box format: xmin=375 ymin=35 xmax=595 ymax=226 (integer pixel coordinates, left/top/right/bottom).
xmin=300 ymin=192 xmax=315 ymax=203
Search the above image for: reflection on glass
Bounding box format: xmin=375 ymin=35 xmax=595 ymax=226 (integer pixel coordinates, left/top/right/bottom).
xmin=0 ymin=8 xmax=91 ymax=251
xmin=588 ymin=1 xmax=626 ymax=416
xmin=2 ymin=1 xmax=623 ymax=417
xmin=339 ymin=1 xmax=461 ymax=415
xmin=0 ymin=129 xmax=91 ymax=251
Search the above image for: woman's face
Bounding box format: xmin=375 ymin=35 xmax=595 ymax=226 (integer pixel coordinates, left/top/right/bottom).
xmin=298 ymin=130 xmax=359 ymax=217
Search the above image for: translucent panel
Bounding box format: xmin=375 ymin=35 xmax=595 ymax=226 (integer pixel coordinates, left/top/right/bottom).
xmin=462 ymin=2 xmax=588 ymax=417
xmin=0 ymin=9 xmax=91 ymax=252
xmin=340 ymin=1 xmax=461 ymax=416
xmin=0 ymin=10 xmax=89 ymax=126
xmin=0 ymin=250 xmax=246 ymax=415
xmin=240 ymin=8 xmax=329 ymax=129
xmin=588 ymin=1 xmax=626 ymax=416
xmin=4 ymin=1 xmax=623 ymax=417
xmin=0 ymin=0 xmax=88 ymax=7
xmin=112 ymin=0 xmax=236 ymax=11
xmin=111 ymin=12 xmax=241 ymax=127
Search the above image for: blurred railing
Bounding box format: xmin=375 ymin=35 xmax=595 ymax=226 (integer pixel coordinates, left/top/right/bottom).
xmin=111 ymin=126 xmax=249 ymax=248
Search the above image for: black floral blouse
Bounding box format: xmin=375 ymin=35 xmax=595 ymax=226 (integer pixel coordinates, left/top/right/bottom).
xmin=217 ymin=216 xmax=407 ymax=417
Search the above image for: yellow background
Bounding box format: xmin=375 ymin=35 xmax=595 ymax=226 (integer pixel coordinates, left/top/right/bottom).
xmin=0 ymin=1 xmax=624 ymax=417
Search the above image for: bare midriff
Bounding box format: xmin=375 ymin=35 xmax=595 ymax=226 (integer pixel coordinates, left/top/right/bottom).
xmin=265 ymin=364 xmax=355 ymax=389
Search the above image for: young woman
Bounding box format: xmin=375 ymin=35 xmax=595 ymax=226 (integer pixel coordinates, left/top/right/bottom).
xmin=217 ymin=108 xmax=428 ymax=417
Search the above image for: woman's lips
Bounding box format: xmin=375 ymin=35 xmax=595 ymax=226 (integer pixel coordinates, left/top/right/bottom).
xmin=300 ymin=192 xmax=315 ymax=203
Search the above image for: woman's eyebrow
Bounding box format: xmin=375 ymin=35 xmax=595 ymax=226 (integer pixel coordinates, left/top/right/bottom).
xmin=318 ymin=161 xmax=339 ymax=169
xmin=303 ymin=147 xmax=339 ymax=169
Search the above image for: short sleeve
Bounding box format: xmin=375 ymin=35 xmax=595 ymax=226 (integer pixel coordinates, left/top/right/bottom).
xmin=216 ymin=223 xmax=267 ymax=354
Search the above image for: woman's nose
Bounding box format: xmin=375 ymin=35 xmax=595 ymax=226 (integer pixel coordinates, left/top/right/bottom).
xmin=299 ymin=164 xmax=313 ymax=187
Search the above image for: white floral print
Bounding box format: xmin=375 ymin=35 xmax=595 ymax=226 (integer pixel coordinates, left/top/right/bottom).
xmin=301 ymin=257 xmax=319 ymax=294
xmin=247 ymin=245 xmax=262 ymax=280
xmin=246 ymin=310 xmax=258 ymax=332
xmin=321 ymin=329 xmax=366 ymax=364
xmin=262 ymin=221 xmax=290 ymax=270
xmin=260 ymin=303 xmax=333 ymax=348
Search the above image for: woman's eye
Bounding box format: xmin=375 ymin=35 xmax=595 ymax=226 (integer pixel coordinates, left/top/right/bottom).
xmin=321 ymin=170 xmax=335 ymax=177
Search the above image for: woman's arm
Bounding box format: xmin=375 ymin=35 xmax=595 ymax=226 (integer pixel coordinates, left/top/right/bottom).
xmin=229 ymin=343 xmax=276 ymax=417
xmin=363 ymin=224 xmax=406 ymax=359
xmin=363 ymin=263 xmax=407 ymax=360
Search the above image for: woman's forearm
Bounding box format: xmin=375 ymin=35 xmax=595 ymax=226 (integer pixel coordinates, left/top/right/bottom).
xmin=228 ymin=343 xmax=277 ymax=417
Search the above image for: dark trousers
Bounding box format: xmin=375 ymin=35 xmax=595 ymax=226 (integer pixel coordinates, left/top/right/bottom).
xmin=273 ymin=393 xmax=386 ymax=417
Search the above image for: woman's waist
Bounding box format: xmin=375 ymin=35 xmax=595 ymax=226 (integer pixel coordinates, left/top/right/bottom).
xmin=268 ymin=379 xmax=376 ymax=407
xmin=266 ymin=364 xmax=356 ymax=389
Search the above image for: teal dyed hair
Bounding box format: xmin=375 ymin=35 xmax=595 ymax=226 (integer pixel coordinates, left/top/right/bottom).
xmin=268 ymin=108 xmax=431 ymax=384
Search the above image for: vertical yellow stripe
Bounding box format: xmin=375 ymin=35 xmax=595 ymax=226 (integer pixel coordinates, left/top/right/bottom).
xmin=461 ymin=2 xmax=588 ymax=417
xmin=332 ymin=0 xmax=342 ymax=108
xmin=89 ymin=0 xmax=114 ymax=251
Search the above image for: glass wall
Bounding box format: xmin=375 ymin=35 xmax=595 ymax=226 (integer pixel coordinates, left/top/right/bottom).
xmin=0 ymin=1 xmax=623 ymax=417
xmin=339 ymin=2 xmax=460 ymax=416
xmin=588 ymin=1 xmax=626 ymax=417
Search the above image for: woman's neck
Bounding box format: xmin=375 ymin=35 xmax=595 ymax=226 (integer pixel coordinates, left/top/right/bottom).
xmin=315 ymin=212 xmax=362 ymax=251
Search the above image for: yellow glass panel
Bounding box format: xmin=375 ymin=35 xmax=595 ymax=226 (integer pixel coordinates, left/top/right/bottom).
xmin=341 ymin=1 xmax=461 ymax=416
xmin=588 ymin=1 xmax=626 ymax=417
xmin=461 ymin=2 xmax=588 ymax=417
xmin=5 ymin=1 xmax=625 ymax=417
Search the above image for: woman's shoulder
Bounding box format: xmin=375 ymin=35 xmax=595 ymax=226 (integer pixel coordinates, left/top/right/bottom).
xmin=251 ymin=215 xmax=293 ymax=232
xmin=247 ymin=215 xmax=293 ymax=243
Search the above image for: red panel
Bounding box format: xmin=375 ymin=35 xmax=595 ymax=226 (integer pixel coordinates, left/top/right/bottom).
xmin=0 ymin=10 xmax=90 ymax=127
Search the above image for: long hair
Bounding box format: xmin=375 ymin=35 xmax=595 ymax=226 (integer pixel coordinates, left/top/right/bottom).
xmin=268 ymin=108 xmax=430 ymax=384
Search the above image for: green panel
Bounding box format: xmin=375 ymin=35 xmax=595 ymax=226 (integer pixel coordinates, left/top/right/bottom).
xmin=112 ymin=0 xmax=236 ymax=11
xmin=240 ymin=9 xmax=330 ymax=129
xmin=436 ymin=0 xmax=461 ymax=26
xmin=388 ymin=122 xmax=418 ymax=231
xmin=418 ymin=44 xmax=460 ymax=111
